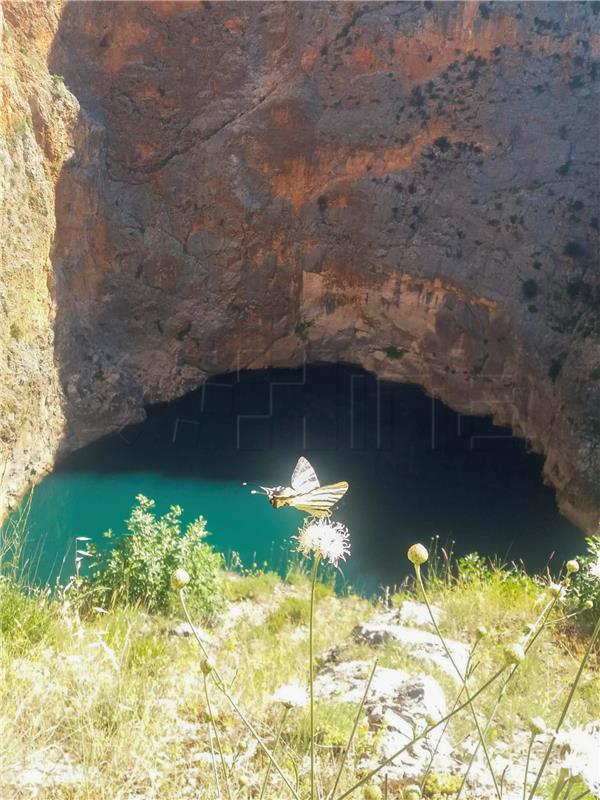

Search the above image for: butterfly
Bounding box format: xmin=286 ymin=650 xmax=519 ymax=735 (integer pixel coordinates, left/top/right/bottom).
xmin=247 ymin=457 xmax=348 ymax=517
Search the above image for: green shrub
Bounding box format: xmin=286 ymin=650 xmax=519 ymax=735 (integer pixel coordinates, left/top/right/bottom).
xmin=267 ymin=596 xmax=310 ymax=632
xmin=384 ymin=345 xmax=406 ymax=360
xmin=223 ymin=570 xmax=280 ymax=600
xmin=0 ymin=579 xmax=58 ymax=654
xmin=568 ymin=534 xmax=600 ymax=622
xmin=424 ymin=771 xmax=462 ymax=797
xmin=89 ymin=495 xmax=224 ymax=619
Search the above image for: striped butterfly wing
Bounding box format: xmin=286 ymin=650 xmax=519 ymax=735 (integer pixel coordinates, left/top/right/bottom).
xmin=290 ymin=456 xmax=320 ymax=493
xmin=289 ymin=481 xmax=349 ymax=517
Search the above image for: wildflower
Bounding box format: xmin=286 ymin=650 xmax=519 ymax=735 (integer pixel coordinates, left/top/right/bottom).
xmin=503 ymin=643 xmax=525 ymax=665
xmin=171 ymin=568 xmax=190 ymax=590
xmin=548 ymin=582 xmax=565 ymax=598
xmin=272 ymin=681 xmax=309 ymax=709
xmin=296 ymin=518 xmax=350 ymax=567
xmin=589 ymin=554 xmax=600 ymax=580
xmin=407 ymin=543 xmax=429 ymax=566
xmin=566 ymin=559 xmax=579 ymax=574
xmin=555 ymin=724 xmax=600 ymax=796
xmin=528 ymin=717 xmax=547 ymax=736
xmin=403 ymin=785 xmax=422 ymax=800
xmin=583 ymin=599 xmax=594 ymax=609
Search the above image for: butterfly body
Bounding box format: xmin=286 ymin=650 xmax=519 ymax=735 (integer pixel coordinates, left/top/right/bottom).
xmin=252 ymin=458 xmax=348 ymax=517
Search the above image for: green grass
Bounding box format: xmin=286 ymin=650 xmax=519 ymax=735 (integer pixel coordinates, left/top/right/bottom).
xmin=2 ymin=514 xmax=599 ymax=799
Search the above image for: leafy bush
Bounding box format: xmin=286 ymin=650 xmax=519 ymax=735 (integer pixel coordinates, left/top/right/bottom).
xmin=568 ymin=534 xmax=600 ymax=619
xmin=89 ymin=495 xmax=224 ymax=618
xmin=267 ymin=595 xmax=310 ymax=632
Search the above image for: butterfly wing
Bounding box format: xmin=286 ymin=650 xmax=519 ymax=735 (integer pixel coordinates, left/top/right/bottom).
xmin=289 ymin=481 xmax=349 ymax=516
xmin=290 ymin=457 xmax=320 ymax=493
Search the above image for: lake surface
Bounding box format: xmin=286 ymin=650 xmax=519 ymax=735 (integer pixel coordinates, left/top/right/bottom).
xmin=20 ymin=364 xmax=582 ymax=593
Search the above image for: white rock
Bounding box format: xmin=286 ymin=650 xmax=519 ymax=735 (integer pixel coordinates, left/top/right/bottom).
xmin=2 ymin=747 xmax=86 ymax=790
xmin=355 ymin=616 xmax=469 ymax=682
xmin=397 ymin=599 xmax=441 ymax=629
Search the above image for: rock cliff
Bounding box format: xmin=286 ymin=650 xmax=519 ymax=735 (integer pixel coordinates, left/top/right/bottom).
xmin=1 ymin=1 xmax=599 ymax=528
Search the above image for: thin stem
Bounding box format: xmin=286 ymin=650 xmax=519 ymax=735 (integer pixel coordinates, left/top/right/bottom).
xmin=309 ymin=555 xmax=321 ymax=800
xmin=454 ymin=592 xmax=561 ymax=800
xmin=335 ymin=665 xmax=507 ymax=799
xmin=527 ymin=612 xmax=600 ymax=800
xmin=203 ymin=673 xmax=232 ymax=800
xmin=328 ymin=660 xmax=378 ymax=800
xmin=522 ymin=733 xmax=535 ymax=800
xmin=570 ymin=790 xmax=590 ymax=800
xmin=179 ymin=590 xmax=300 ymax=800
xmin=551 ymin=771 xmax=569 ymax=800
xmin=259 ymin=707 xmax=289 ymax=800
xmin=415 ymin=567 xmax=502 ymax=800
xmin=420 ymin=641 xmax=482 ymax=795
xmin=207 ymin=722 xmax=223 ymax=799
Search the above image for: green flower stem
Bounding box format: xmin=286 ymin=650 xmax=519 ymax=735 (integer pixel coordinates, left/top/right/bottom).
xmin=550 ymin=770 xmax=569 ymax=800
xmin=335 ymin=665 xmax=507 ymax=800
xmin=203 ymin=673 xmax=232 ymax=800
xmin=569 ymin=790 xmax=590 ymax=800
xmin=179 ymin=590 xmax=301 ymax=800
xmin=420 ymin=641 xmax=482 ymax=794
xmin=455 ymin=592 xmax=561 ymax=800
xmin=207 ymin=721 xmax=222 ymax=800
xmin=259 ymin=707 xmax=289 ymax=800
xmin=414 ymin=565 xmax=502 ymax=800
xmin=328 ymin=659 xmax=378 ymax=800
xmin=527 ymin=611 xmax=600 ymax=800
xmin=522 ymin=732 xmax=535 ymax=800
xmin=309 ymin=555 xmax=321 ymax=800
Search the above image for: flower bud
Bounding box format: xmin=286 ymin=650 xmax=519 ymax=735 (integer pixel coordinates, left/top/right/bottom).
xmin=363 ymin=786 xmax=383 ymax=800
xmin=171 ymin=568 xmax=190 ymax=590
xmin=548 ymin=582 xmax=563 ymax=597
xmin=403 ymin=785 xmax=422 ymax=800
xmin=475 ymin=624 xmax=488 ymax=641
xmin=407 ymin=544 xmax=429 ymax=566
xmin=566 ymin=560 xmax=579 ymax=574
xmin=528 ymin=716 xmax=547 ymax=736
xmin=583 ymin=599 xmax=594 ymax=610
xmin=503 ymin=643 xmax=525 ymax=665
xmin=200 ymin=657 xmax=214 ymax=676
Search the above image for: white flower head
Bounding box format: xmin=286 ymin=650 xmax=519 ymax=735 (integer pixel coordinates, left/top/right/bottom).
xmin=272 ymin=681 xmax=309 ymax=709
xmin=589 ymin=554 xmax=600 ymax=580
xmin=296 ymin=517 xmax=350 ymax=567
xmin=556 ymin=724 xmax=600 ymax=795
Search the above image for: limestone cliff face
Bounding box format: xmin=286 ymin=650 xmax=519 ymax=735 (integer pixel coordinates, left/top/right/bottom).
xmin=0 ymin=1 xmax=78 ymax=515
xmin=1 ymin=1 xmax=599 ymax=529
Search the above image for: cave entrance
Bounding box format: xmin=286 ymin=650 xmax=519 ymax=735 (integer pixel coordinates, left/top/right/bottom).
xmin=27 ymin=364 xmax=579 ymax=590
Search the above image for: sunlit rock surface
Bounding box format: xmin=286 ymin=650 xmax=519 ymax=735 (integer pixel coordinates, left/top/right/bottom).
xmin=1 ymin=1 xmax=599 ymax=527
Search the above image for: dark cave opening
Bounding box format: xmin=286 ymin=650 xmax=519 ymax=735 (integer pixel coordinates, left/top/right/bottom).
xmin=28 ymin=363 xmax=582 ymax=590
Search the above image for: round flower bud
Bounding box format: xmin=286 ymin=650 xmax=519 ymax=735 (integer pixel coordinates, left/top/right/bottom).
xmin=363 ymin=786 xmax=383 ymax=800
xmin=200 ymin=657 xmax=214 ymax=676
xmin=583 ymin=599 xmax=594 ymax=609
xmin=503 ymin=643 xmax=525 ymax=665
xmin=528 ymin=716 xmax=547 ymax=736
xmin=475 ymin=624 xmax=488 ymax=641
xmin=407 ymin=544 xmax=429 ymax=566
xmin=566 ymin=560 xmax=580 ymax=574
xmin=171 ymin=568 xmax=190 ymax=590
xmin=548 ymin=582 xmax=563 ymax=597
xmin=403 ymin=785 xmax=422 ymax=800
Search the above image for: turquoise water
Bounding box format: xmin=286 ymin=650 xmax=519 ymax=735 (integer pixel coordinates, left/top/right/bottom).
xmin=21 ymin=365 xmax=582 ymax=592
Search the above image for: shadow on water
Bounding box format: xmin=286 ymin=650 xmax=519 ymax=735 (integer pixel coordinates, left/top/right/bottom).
xmin=24 ymin=364 xmax=582 ymax=593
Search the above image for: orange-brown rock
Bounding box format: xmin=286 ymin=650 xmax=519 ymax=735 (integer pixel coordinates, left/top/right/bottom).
xmin=1 ymin=1 xmax=599 ymax=530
